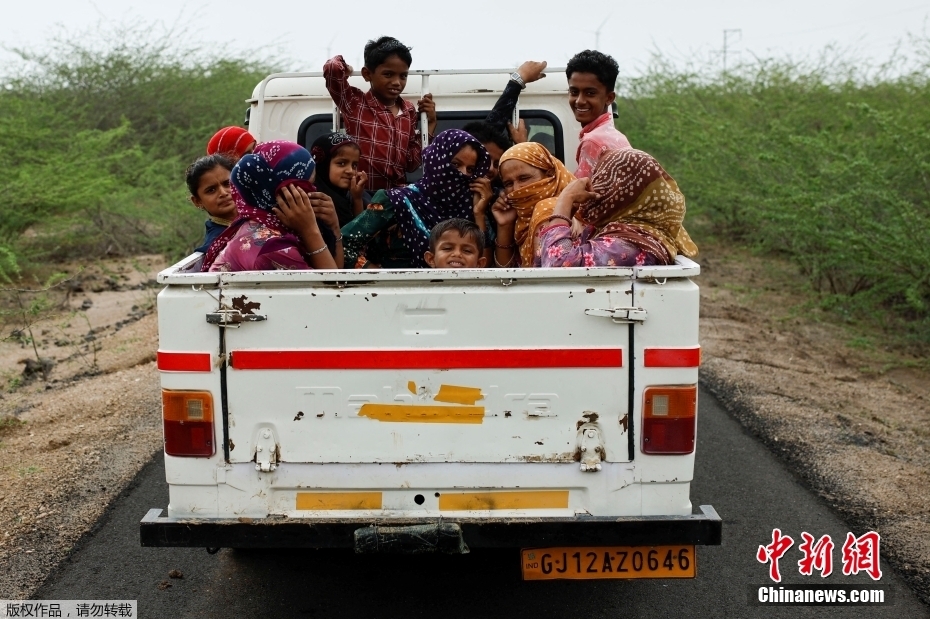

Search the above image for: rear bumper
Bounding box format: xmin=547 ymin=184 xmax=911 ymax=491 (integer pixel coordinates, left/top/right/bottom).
xmin=140 ymin=504 xmax=721 ymax=550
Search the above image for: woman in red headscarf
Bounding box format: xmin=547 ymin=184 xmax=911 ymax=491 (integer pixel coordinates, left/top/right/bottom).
xmin=207 ymin=126 xmax=256 ymax=162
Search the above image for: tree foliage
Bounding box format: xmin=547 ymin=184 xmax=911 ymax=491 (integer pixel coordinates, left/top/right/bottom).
xmin=618 ymin=41 xmax=930 ymax=345
xmin=0 ymin=22 xmax=277 ymax=267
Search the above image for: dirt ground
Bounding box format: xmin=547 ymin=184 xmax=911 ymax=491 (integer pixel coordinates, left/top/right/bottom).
xmin=0 ymin=249 xmax=927 ymax=604
xmin=0 ymin=256 xmax=165 ymax=599
xmin=697 ymin=242 xmax=930 ymax=604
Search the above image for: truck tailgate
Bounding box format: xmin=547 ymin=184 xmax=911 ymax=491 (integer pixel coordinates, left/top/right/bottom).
xmin=218 ymin=271 xmax=634 ymax=465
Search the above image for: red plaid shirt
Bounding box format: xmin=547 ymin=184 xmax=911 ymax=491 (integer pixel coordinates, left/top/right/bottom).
xmin=323 ymin=55 xmax=422 ymax=191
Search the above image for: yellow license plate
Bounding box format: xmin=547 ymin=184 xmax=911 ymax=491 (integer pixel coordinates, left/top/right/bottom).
xmin=521 ymin=545 xmax=696 ymax=580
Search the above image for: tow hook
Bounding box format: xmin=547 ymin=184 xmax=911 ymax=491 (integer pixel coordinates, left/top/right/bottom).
xmin=576 ymin=415 xmax=605 ymax=472
xmin=254 ymin=425 xmax=279 ymax=472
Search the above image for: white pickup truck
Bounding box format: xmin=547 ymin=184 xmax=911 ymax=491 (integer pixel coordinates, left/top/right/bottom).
xmin=141 ymin=69 xmax=720 ymax=581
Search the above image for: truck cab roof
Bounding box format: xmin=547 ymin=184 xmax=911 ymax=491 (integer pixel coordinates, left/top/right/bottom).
xmin=247 ymin=68 xmax=571 ymax=102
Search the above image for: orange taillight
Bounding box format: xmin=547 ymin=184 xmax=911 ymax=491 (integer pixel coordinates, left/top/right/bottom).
xmin=642 ymin=385 xmax=697 ymax=455
xmin=162 ymin=390 xmax=215 ymax=457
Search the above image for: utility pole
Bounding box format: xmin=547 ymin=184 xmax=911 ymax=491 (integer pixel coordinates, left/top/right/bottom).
xmin=594 ymin=15 xmax=610 ymax=50
xmin=721 ymin=29 xmax=742 ymax=74
xmin=325 ymin=37 xmax=335 ymax=61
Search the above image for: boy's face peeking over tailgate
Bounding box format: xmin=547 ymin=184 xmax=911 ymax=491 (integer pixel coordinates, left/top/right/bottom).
xmin=425 ymin=229 xmax=487 ymax=269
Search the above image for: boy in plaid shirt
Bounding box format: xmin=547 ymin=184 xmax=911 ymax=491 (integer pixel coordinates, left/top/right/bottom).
xmin=324 ymin=37 xmax=437 ymax=192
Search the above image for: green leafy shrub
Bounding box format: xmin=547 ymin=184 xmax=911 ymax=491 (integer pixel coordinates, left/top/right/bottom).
xmin=618 ymin=43 xmax=930 ymax=347
xmin=1 ymin=22 xmax=278 ymax=265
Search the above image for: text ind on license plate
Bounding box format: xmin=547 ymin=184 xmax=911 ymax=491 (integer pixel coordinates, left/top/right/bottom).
xmin=521 ymin=545 xmax=695 ymax=580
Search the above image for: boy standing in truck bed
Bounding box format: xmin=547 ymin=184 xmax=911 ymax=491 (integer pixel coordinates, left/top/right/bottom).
xmin=566 ymin=50 xmax=632 ymax=178
xmin=324 ymin=36 xmax=437 ymax=191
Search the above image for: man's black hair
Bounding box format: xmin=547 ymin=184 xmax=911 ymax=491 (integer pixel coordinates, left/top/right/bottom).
xmin=428 ymin=218 xmax=485 ymax=254
xmin=565 ymin=50 xmax=619 ymax=92
xmin=462 ymin=121 xmax=513 ymax=152
xmin=364 ymin=36 xmax=413 ymax=71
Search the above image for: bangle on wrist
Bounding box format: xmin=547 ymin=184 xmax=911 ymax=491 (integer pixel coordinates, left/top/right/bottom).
xmin=334 ymin=234 xmax=343 ymax=244
xmin=543 ymin=214 xmax=572 ymax=226
xmin=307 ymin=245 xmax=329 ymax=256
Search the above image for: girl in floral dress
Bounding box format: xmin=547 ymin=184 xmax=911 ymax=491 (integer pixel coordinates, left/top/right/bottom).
xmin=492 ymin=142 xmax=575 ymax=268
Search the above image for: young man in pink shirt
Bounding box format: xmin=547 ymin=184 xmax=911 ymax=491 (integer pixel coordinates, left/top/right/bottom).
xmin=566 ymin=50 xmax=632 ymax=178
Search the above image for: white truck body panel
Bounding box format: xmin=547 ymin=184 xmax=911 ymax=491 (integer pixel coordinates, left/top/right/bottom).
xmin=221 ymin=277 xmax=632 ymax=465
xmin=156 ymin=259 xmax=700 ymax=520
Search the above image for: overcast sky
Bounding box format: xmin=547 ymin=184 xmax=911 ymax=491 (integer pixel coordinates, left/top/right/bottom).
xmin=2 ymin=0 xmax=928 ymax=75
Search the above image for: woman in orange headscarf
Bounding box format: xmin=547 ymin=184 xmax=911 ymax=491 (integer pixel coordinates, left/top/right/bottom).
xmin=535 ymin=149 xmax=698 ymax=267
xmin=490 ymin=142 xmax=574 ymax=267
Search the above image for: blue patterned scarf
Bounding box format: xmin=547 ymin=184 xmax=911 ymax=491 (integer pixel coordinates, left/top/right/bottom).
xmin=388 ymin=129 xmax=490 ymax=267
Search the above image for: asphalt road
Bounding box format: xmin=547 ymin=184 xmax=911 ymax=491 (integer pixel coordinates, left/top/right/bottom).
xmin=36 ymin=388 xmax=929 ymax=618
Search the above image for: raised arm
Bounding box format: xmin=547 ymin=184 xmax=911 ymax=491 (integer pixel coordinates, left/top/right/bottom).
xmin=535 ymin=178 xmax=658 ymax=267
xmin=273 ymin=186 xmax=338 ymax=269
xmin=490 ymin=193 xmax=519 ymax=268
xmin=323 ymin=55 xmax=363 ymax=115
xmin=486 ymin=61 xmax=547 ymax=138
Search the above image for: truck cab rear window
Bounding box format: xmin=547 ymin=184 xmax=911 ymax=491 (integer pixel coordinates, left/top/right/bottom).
xmin=298 ymin=110 xmax=564 ymax=164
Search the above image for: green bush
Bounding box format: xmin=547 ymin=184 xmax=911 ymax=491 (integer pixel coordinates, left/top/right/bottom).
xmin=0 ymin=22 xmax=278 ymax=266
xmin=618 ymin=44 xmax=930 ymax=346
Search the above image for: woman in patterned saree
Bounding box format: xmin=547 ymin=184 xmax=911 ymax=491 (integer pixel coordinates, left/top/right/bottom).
xmin=201 ymin=141 xmax=342 ymax=272
xmin=534 ymin=149 xmax=698 ymax=267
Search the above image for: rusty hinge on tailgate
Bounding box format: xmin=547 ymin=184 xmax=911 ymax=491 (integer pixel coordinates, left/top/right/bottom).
xmin=254 ymin=426 xmax=279 ymax=472
xmin=584 ymin=307 xmax=647 ymax=323
xmin=205 ymin=309 xmax=267 ymax=328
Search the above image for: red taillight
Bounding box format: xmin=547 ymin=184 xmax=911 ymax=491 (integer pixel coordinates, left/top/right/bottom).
xmin=642 ymin=385 xmax=696 ymax=455
xmin=163 ymin=390 xmax=215 ymax=457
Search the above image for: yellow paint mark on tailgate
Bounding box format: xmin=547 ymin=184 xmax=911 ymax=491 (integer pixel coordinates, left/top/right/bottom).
xmin=439 ymin=490 xmax=569 ymax=511
xmin=296 ymin=492 xmax=382 ymax=510
xmin=434 ymin=385 xmax=484 ymax=405
xmin=407 ymin=381 xmax=417 ymax=394
xmin=358 ymin=404 xmax=485 ymax=424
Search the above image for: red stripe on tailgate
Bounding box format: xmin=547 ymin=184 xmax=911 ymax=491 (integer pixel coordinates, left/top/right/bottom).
xmin=231 ymin=349 xmax=622 ymax=370
xmin=157 ymin=351 xmax=212 ymax=372
xmin=643 ymin=347 xmax=701 ymax=368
